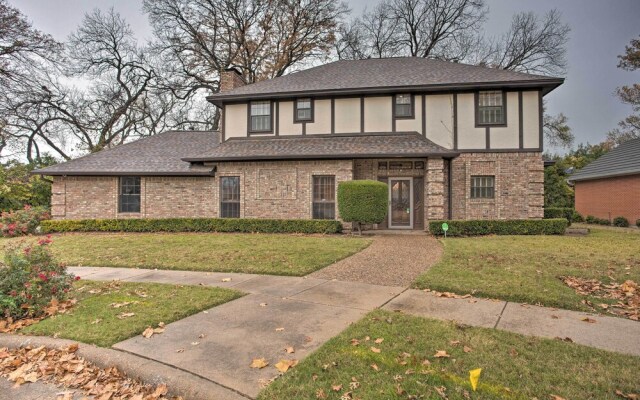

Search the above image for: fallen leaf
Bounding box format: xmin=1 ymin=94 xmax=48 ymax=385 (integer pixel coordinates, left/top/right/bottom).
xmin=259 ymin=303 xmax=268 ymax=307
xmin=198 ymin=333 xmax=206 ymax=339
xmin=275 ymin=327 xmax=285 ymax=332
xmin=117 ymin=312 xmax=136 ymax=319
xmin=350 ymin=339 xmax=360 ymax=346
xmin=434 ymin=350 xmax=450 ymax=358
xmin=91 ymin=319 xmax=102 ymax=325
xmin=191 ymin=342 xmax=200 ymax=346
xmin=176 ymin=349 xmax=185 ymax=353
xmin=371 ymin=363 xmax=379 ymax=371
xmin=274 ymin=359 xmax=298 ymax=373
xmin=221 ymin=278 xmax=232 ymax=282
xmin=142 ymin=327 xmax=155 ymax=338
xmin=250 ymin=358 xmax=269 ymax=369
xmin=284 ymin=346 xmax=295 ymax=354
xmin=332 ymin=384 xmax=342 ymax=392
xmin=374 ymin=338 xmax=384 ymax=344
xmin=434 ymin=385 xmax=447 ymax=399
xmin=370 ymin=347 xmax=381 ymax=353
xmin=581 ymin=317 xmax=597 ymax=323
xmin=550 ymin=395 xmax=566 ymax=400
xmin=463 ymin=346 xmax=472 ymax=353
xmin=316 ymin=389 xmax=327 ymax=399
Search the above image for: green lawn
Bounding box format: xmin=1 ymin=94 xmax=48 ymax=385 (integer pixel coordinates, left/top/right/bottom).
xmin=21 ymin=280 xmax=243 ymax=347
xmin=414 ymin=228 xmax=640 ymax=312
xmin=0 ymin=232 xmax=370 ymax=276
xmin=259 ymin=310 xmax=640 ymax=400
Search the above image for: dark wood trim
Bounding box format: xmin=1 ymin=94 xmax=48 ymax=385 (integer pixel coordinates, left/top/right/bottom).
xmin=538 ymin=90 xmax=544 ymax=151
xmin=221 ymin=106 xmax=226 ymax=142
xmin=421 ymin=94 xmax=426 ymax=136
xmin=453 ymin=93 xmax=458 ymax=150
xmin=208 ymin=78 xmax=564 ymax=105
xmin=360 ymin=96 xmax=365 ymax=133
xmin=330 ymin=98 xmax=335 ymax=134
xmin=485 ymin=126 xmax=490 ymax=149
xmin=447 ymin=159 xmax=453 ymax=220
xmin=275 ymin=101 xmax=279 ymax=136
xmin=518 ymin=91 xmax=523 ymax=149
xmin=293 ymin=98 xmax=314 ymax=124
xmin=302 ymin=122 xmax=306 ymax=135
xmin=456 ymin=148 xmax=542 ymax=153
xmin=247 ymin=100 xmax=274 ymax=135
xmin=475 ymin=90 xmax=508 ymax=128
xmin=393 ymin=93 xmax=416 ymax=120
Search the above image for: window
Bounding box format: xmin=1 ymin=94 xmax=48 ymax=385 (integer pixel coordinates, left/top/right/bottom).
xmin=394 ymin=94 xmax=413 ymax=118
xmin=470 ymin=176 xmax=495 ymax=199
xmin=249 ymin=101 xmax=272 ymax=132
xmin=295 ymin=98 xmax=313 ymax=122
xmin=477 ymin=91 xmax=505 ymax=125
xmin=312 ymin=176 xmax=335 ymax=219
xmin=220 ymin=176 xmax=240 ymax=218
xmin=119 ymin=176 xmax=141 ymax=213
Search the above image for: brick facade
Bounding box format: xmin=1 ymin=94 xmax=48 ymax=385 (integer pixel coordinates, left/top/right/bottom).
xmin=52 ymin=153 xmax=542 ymax=227
xmin=574 ymin=174 xmax=640 ymax=223
xmin=450 ymin=152 xmax=544 ymax=220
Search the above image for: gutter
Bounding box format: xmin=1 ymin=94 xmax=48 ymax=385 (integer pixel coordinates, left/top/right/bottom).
xmin=207 ymin=79 xmax=564 ymax=106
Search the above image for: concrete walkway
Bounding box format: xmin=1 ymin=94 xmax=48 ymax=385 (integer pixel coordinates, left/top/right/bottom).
xmin=383 ymin=289 xmax=640 ymax=357
xmin=69 ymin=267 xmax=403 ymax=399
xmin=66 ymin=265 xmax=640 ymax=399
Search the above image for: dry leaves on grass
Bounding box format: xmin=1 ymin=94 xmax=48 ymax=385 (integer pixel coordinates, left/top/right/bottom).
xmin=0 ymin=344 xmax=180 ymax=399
xmin=274 ymin=359 xmax=298 ymax=373
xmin=0 ymin=299 xmax=76 ymax=333
xmin=561 ymin=277 xmax=639 ymax=320
xmin=423 ymin=289 xmax=472 ymax=299
xmin=142 ymin=323 xmax=166 ymax=338
xmin=615 ymin=389 xmax=639 ymax=399
xmin=433 ymin=350 xmax=450 ymax=358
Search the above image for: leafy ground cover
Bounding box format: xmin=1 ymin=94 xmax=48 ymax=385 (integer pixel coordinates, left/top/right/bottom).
xmin=414 ymin=228 xmax=639 ymax=315
xmin=259 ymin=310 xmax=640 ymax=400
xmin=0 ymin=232 xmax=370 ymax=276
xmin=21 ymin=280 xmax=243 ymax=347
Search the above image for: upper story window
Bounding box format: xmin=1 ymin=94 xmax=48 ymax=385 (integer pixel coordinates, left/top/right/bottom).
xmin=250 ymin=101 xmax=272 ymax=132
xmin=394 ymin=94 xmax=413 ymax=118
xmin=119 ymin=176 xmax=140 ymax=213
xmin=477 ymin=91 xmax=505 ymax=125
xmin=295 ymin=98 xmax=313 ymax=122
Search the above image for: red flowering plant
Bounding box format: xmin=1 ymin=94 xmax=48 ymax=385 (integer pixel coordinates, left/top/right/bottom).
xmin=0 ymin=236 xmax=76 ymax=319
xmin=0 ymin=205 xmax=51 ymax=237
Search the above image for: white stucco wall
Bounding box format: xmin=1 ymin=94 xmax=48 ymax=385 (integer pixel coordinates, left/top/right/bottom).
xmin=334 ymin=98 xmax=361 ymax=133
xmin=224 ymin=103 xmax=248 ymax=139
xmin=364 ymin=97 xmax=392 ymax=132
xmin=425 ymin=94 xmax=454 ymax=148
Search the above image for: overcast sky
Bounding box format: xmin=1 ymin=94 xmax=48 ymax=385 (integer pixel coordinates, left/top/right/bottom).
xmin=10 ymin=0 xmax=640 ymax=153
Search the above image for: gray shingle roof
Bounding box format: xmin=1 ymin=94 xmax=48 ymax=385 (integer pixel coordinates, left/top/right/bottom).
xmin=569 ymin=138 xmax=640 ymax=182
xmin=33 ymin=131 xmax=220 ymax=176
xmin=209 ymin=57 xmax=563 ymax=104
xmin=182 ymin=132 xmax=458 ymax=162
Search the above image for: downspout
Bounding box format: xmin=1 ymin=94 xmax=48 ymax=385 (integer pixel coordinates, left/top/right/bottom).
xmin=447 ymin=158 xmax=453 ymax=220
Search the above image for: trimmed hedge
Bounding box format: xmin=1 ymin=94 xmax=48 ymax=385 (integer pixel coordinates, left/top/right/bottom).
xmin=543 ymin=207 xmax=584 ymax=224
xmin=337 ymin=180 xmax=388 ymax=225
xmin=613 ymin=216 xmax=630 ymax=227
xmin=585 ymin=215 xmax=610 ymax=226
xmin=41 ymin=218 xmax=343 ymax=234
xmin=428 ymin=219 xmax=568 ymax=237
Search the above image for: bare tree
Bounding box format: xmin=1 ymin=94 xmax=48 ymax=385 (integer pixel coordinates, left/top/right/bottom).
xmin=144 ymin=0 xmax=348 ymax=91
xmin=608 ymin=36 xmax=640 ymax=145
xmin=336 ymin=2 xmax=402 ymax=59
xmin=485 ymin=9 xmax=569 ymax=76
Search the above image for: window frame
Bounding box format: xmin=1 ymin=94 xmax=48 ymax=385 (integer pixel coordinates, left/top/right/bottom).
xmin=118 ymin=176 xmax=141 ymax=213
xmin=220 ymin=176 xmax=241 ymax=218
xmin=475 ymin=90 xmax=507 ymax=127
xmin=248 ymin=100 xmax=273 ymax=134
xmin=294 ymin=98 xmax=314 ymax=123
xmin=312 ymin=175 xmax=336 ymax=220
xmin=394 ymin=94 xmax=414 ymax=119
xmin=470 ymin=175 xmax=496 ymax=200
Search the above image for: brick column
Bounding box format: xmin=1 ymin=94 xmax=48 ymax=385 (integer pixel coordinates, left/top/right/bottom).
xmin=426 ymin=157 xmax=446 ymax=221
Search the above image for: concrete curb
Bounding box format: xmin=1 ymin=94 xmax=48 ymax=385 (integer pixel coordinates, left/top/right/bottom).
xmin=0 ymin=334 xmax=249 ymax=400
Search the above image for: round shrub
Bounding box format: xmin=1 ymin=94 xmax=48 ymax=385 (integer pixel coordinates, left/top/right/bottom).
xmin=613 ymin=216 xmax=629 ymax=227
xmin=337 ymin=180 xmax=388 ymax=233
xmin=572 ymin=211 xmax=584 ymax=223
xmin=0 ymin=237 xmax=76 ymax=319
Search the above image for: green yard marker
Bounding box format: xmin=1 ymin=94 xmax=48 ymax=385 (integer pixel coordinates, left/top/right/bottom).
xmin=442 ymin=222 xmax=449 ymax=238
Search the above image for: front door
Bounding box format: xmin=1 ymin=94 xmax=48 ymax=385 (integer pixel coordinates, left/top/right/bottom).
xmin=389 ymin=178 xmax=413 ymax=229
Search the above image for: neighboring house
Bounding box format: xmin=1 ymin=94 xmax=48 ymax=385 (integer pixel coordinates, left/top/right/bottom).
xmin=35 ymin=57 xmax=563 ymax=230
xmin=569 ymin=137 xmax=640 ymax=224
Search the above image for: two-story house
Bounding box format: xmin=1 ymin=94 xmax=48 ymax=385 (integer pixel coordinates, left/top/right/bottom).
xmin=35 ymin=57 xmax=563 ymax=230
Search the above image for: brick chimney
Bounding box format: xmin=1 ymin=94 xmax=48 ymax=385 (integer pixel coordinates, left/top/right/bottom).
xmin=219 ymin=67 xmax=246 ymax=92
